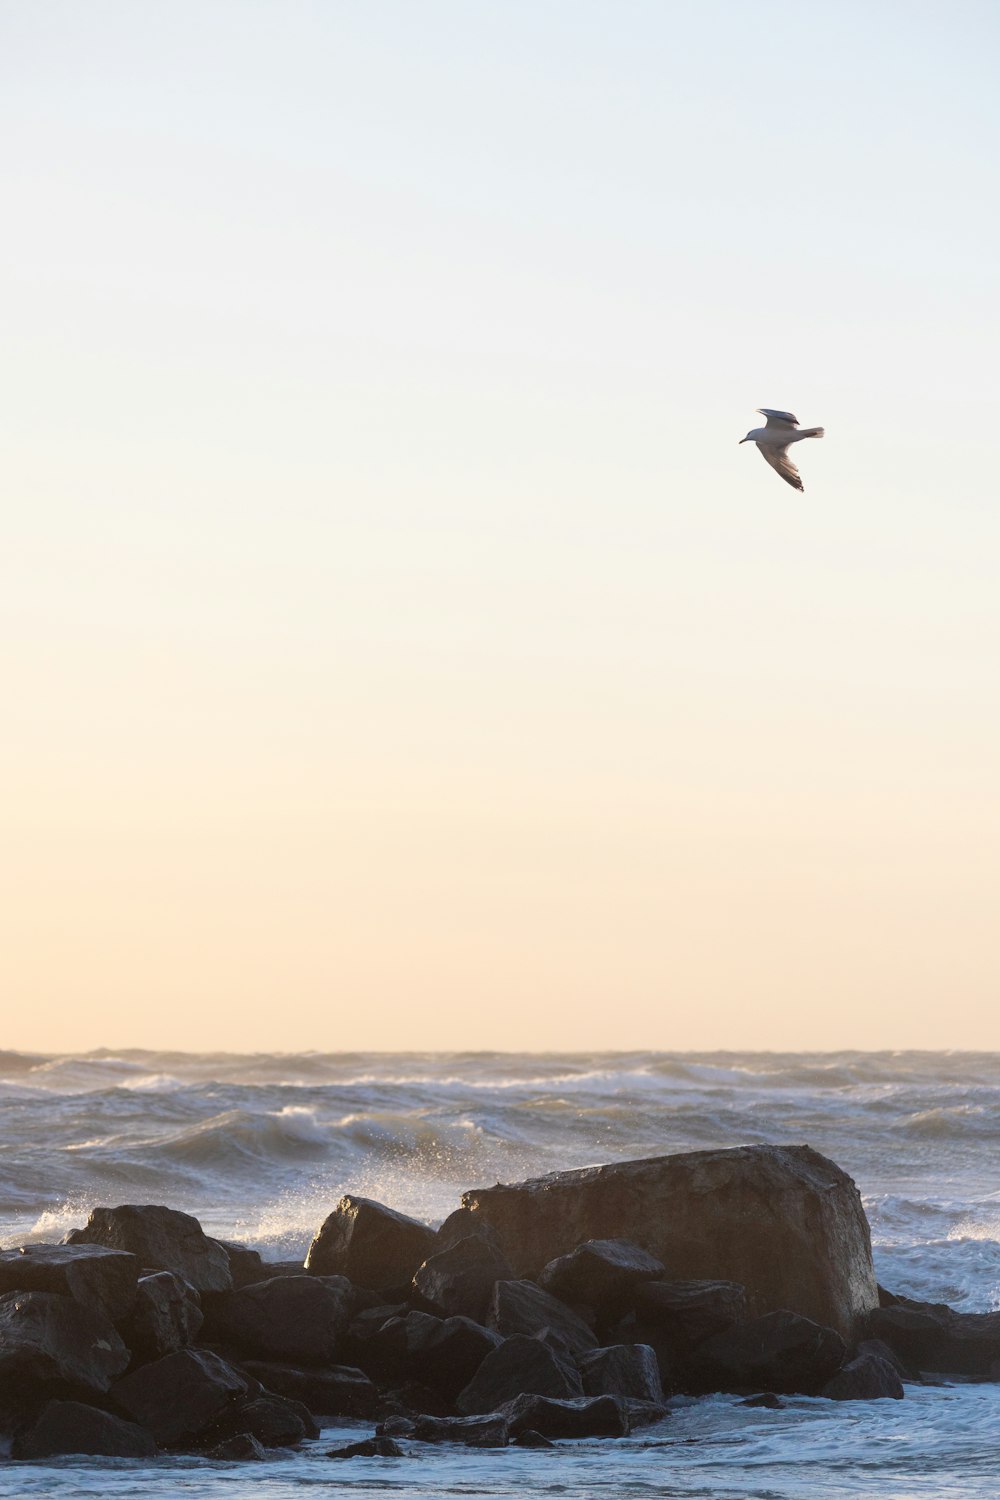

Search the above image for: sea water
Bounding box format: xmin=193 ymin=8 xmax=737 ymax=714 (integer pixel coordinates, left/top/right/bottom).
xmin=2 ymin=1049 xmax=999 ymax=1496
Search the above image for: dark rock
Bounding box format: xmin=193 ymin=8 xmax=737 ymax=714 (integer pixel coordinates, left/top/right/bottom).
xmin=381 ymin=1380 xmax=456 ymax=1416
xmin=0 ymin=1244 xmax=138 ymax=1322
xmin=634 ymin=1280 xmax=749 ymax=1350
xmin=692 ymin=1310 xmax=846 ymax=1395
xmin=515 ymin=1427 xmax=555 ymax=1447
xmin=66 ymin=1205 xmax=232 ymax=1294
xmin=408 ymin=1314 xmax=503 ymax=1398
xmin=410 ymin=1412 xmax=509 ymax=1446
xmin=740 ymin=1392 xmax=784 ymax=1408
xmin=240 ymin=1360 xmax=378 ymax=1416
xmin=254 ymin=1259 xmax=310 ymax=1280
xmin=854 ymin=1337 xmax=914 ymax=1382
xmin=413 ymin=1235 xmax=513 ymax=1323
xmin=822 ymin=1351 xmax=905 ymax=1400
xmin=118 ymin=1272 xmax=203 ymax=1363
xmin=435 ymin=1208 xmax=505 ymax=1253
xmin=305 ymin=1196 xmax=436 ymax=1289
xmin=378 ymin=1415 xmax=416 ymax=1436
xmin=489 ymin=1280 xmax=597 ymax=1357
xmin=327 ymin=1435 xmax=405 ymax=1458
xmin=578 ymin=1344 xmax=663 ymax=1402
xmin=201 ymin=1393 xmax=317 ymax=1447
xmin=12 ymin=1400 xmax=156 ymax=1458
xmin=0 ymin=1290 xmax=129 ymax=1393
xmin=111 ymin=1347 xmax=250 ymax=1445
xmin=202 ymin=1274 xmax=352 ymax=1364
xmin=500 ymin=1392 xmax=630 ymax=1438
xmin=214 ymin=1241 xmax=265 ymax=1290
xmin=538 ymin=1240 xmax=664 ymax=1315
xmin=866 ymin=1295 xmax=1000 ymax=1378
xmin=625 ymin=1397 xmax=670 ymax=1428
xmin=345 ymin=1309 xmax=440 ymax=1384
xmin=462 ymin=1145 xmax=877 ymax=1341
xmin=205 ymin=1432 xmax=268 ymax=1460
xmin=456 ymin=1334 xmax=583 ymax=1414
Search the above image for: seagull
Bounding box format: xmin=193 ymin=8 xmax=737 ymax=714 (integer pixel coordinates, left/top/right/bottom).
xmin=739 ymin=409 xmax=825 ymax=491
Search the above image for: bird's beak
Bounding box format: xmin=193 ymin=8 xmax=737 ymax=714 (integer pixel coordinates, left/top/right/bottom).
xmin=738 ymin=437 xmax=748 ymax=444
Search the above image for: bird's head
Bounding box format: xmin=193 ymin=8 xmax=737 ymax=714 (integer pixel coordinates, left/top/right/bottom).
xmin=739 ymin=433 xmax=753 ymax=444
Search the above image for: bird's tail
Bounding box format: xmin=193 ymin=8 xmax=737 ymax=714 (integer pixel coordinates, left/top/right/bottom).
xmin=799 ymin=426 xmax=824 ymax=439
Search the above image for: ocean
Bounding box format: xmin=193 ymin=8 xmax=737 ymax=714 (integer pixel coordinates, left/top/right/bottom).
xmin=2 ymin=1048 xmax=999 ymax=1496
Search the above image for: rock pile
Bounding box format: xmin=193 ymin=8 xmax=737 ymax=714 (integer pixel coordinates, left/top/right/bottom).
xmin=5 ymin=1145 xmax=978 ymax=1464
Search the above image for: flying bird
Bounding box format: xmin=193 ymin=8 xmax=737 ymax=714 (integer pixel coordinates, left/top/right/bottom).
xmin=740 ymin=409 xmax=825 ymax=491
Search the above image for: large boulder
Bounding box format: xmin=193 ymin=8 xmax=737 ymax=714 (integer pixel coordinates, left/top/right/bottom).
xmin=202 ymin=1275 xmax=352 ymax=1364
xmin=578 ymin=1344 xmax=663 ymax=1403
xmin=691 ymin=1310 xmax=846 ymax=1394
xmin=0 ymin=1290 xmax=129 ymax=1393
xmin=111 ymin=1347 xmax=250 ymax=1446
xmin=633 ymin=1280 xmax=749 ymax=1350
xmin=239 ymin=1360 xmax=378 ymax=1416
xmin=413 ymin=1235 xmax=513 ymax=1322
xmin=66 ymin=1205 xmax=232 ymax=1294
xmin=488 ymin=1280 xmax=597 ymax=1357
xmin=214 ymin=1240 xmax=266 ymax=1289
xmin=538 ymin=1240 xmax=664 ymax=1316
xmin=118 ymin=1272 xmax=203 ymax=1363
xmin=461 ymin=1145 xmax=877 ymax=1340
xmin=409 ymin=1412 xmax=510 ymax=1446
xmin=456 ymin=1334 xmax=583 ymax=1414
xmin=13 ymin=1400 xmax=156 ymax=1458
xmin=199 ymin=1393 xmax=318 ymax=1448
xmin=866 ymin=1292 xmax=1000 ymax=1378
xmin=345 ymin=1308 xmax=500 ymax=1396
xmin=0 ymin=1244 xmax=138 ymax=1322
xmin=305 ymin=1196 xmax=436 ymax=1289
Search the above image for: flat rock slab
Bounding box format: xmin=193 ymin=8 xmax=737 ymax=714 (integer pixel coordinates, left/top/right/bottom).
xmin=0 ymin=1244 xmax=138 ymax=1322
xmin=66 ymin=1205 xmax=232 ymax=1294
xmin=239 ymin=1360 xmax=378 ymax=1417
xmin=462 ymin=1145 xmax=877 ymax=1341
xmin=13 ymin=1400 xmax=156 ymax=1459
xmin=0 ymin=1290 xmax=129 ymax=1393
xmin=500 ymin=1392 xmax=631 ymax=1439
xmin=411 ymin=1412 xmax=510 ymax=1446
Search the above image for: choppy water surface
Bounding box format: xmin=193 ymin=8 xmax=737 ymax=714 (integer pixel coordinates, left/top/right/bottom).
xmin=2 ymin=1049 xmax=999 ymax=1496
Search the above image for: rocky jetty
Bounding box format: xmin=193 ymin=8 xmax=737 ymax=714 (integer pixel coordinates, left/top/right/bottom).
xmin=0 ymin=1144 xmax=983 ymax=1464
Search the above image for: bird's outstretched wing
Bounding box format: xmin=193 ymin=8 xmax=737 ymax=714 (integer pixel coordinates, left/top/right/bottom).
xmin=757 ymin=408 xmax=799 ymax=429
xmin=758 ymin=443 xmax=804 ymax=492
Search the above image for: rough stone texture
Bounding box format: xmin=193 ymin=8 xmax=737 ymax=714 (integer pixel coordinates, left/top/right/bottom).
xmin=201 ymin=1393 xmax=317 ymax=1448
xmin=633 ymin=1280 xmax=749 ymax=1349
xmin=202 ymin=1274 xmax=352 ymax=1364
xmin=214 ymin=1240 xmax=265 ymax=1290
xmin=413 ymin=1235 xmax=513 ymax=1323
xmin=111 ymin=1347 xmax=250 ymax=1446
xmin=66 ymin=1205 xmax=232 ymax=1294
xmin=205 ymin=1432 xmax=268 ymax=1460
xmin=538 ymin=1240 xmax=664 ymax=1313
xmin=0 ymin=1290 xmax=129 ymax=1393
xmin=866 ymin=1293 xmax=1000 ymax=1378
xmin=853 ymin=1336 xmax=913 ymax=1382
xmin=118 ymin=1272 xmax=203 ymax=1363
xmin=410 ymin=1412 xmax=510 ymax=1446
xmin=456 ymin=1334 xmax=584 ymax=1414
xmin=488 ymin=1280 xmax=598 ymax=1357
xmin=578 ymin=1344 xmax=663 ymax=1403
xmin=435 ymin=1208 xmax=504 ymax=1254
xmin=0 ymin=1244 xmax=138 ymax=1323
xmin=12 ymin=1400 xmax=156 ymax=1459
xmin=346 ymin=1308 xmax=500 ymax=1397
xmin=500 ymin=1392 xmax=631 ymax=1439
xmin=821 ymin=1351 xmax=904 ymax=1400
xmin=692 ymin=1310 xmax=846 ymax=1395
xmin=327 ymin=1435 xmax=405 ymax=1458
xmin=239 ymin=1360 xmax=378 ymax=1416
xmin=462 ymin=1145 xmax=877 ymax=1341
xmin=305 ymin=1196 xmax=436 ymax=1289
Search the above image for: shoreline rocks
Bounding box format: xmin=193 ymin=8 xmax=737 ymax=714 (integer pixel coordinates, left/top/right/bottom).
xmin=0 ymin=1147 xmax=974 ymax=1464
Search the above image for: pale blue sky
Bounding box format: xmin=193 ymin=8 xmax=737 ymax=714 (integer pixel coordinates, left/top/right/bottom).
xmin=3 ymin=1 xmax=999 ymax=1050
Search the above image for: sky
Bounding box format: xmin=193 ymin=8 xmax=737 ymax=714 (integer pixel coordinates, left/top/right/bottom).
xmin=3 ymin=0 xmax=1000 ymax=1053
